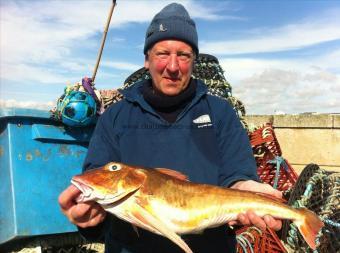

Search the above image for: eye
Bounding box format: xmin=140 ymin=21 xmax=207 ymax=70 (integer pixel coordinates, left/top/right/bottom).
xmin=178 ymin=52 xmax=190 ymax=59
xmin=108 ymin=163 xmax=121 ymax=171
xmin=177 ymin=52 xmax=193 ymax=62
xmin=155 ymin=51 xmax=170 ymax=59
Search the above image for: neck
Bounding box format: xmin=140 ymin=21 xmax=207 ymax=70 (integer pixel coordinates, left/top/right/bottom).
xmin=143 ymin=79 xmax=197 ymax=122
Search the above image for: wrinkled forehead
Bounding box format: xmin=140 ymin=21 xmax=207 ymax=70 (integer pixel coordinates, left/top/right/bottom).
xmin=149 ymin=40 xmax=194 ymax=53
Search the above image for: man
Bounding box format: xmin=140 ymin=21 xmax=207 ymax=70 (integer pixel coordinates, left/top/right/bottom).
xmin=59 ymin=3 xmax=282 ymax=252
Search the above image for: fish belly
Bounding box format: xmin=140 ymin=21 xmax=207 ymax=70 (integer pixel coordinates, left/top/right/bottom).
xmin=147 ymin=199 xmax=238 ymax=234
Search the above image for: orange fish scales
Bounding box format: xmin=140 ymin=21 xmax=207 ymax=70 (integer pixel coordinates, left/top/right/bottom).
xmin=146 ymin=189 xmax=238 ymax=233
xmin=145 ymin=198 xmax=207 ymax=232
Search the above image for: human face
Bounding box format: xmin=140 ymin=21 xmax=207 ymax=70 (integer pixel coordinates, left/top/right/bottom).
xmin=145 ymin=40 xmax=194 ymax=96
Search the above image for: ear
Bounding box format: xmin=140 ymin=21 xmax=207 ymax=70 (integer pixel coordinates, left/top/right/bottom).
xmin=144 ymin=56 xmax=149 ymax=69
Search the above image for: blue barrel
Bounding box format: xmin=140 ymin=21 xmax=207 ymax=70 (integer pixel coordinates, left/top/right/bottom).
xmin=0 ymin=108 xmax=94 ymax=244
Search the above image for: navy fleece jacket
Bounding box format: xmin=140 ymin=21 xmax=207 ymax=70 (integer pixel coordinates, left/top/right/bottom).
xmin=81 ymin=79 xmax=258 ymax=253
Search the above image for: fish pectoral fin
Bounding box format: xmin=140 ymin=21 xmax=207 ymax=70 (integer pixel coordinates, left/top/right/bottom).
xmin=156 ymin=168 xmax=189 ymax=181
xmin=131 ymin=204 xmax=193 ymax=253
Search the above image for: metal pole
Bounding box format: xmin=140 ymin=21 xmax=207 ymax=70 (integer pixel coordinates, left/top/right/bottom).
xmin=92 ymin=0 xmax=117 ymax=83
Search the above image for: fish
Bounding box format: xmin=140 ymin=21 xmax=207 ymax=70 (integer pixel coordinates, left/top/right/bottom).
xmin=71 ymin=162 xmax=324 ymax=253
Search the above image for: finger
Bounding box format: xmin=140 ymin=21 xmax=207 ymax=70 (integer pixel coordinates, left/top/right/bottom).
xmin=70 ymin=201 xmax=105 ymax=222
xmin=266 ymin=187 xmax=282 ymax=199
xmin=71 ymin=202 xmax=105 ymax=223
xmin=58 ymin=185 xmax=81 ymax=210
xmin=237 ymin=213 xmax=251 ymax=226
xmin=256 ymin=183 xmax=282 ymax=198
xmin=228 ymin=220 xmax=239 ymax=226
xmin=85 ymin=202 xmax=106 ymax=220
xmin=264 ymin=215 xmax=282 ymax=231
xmin=89 ymin=211 xmax=107 ymax=227
xmin=247 ymin=211 xmax=266 ymax=231
xmin=76 ymin=208 xmax=107 ymax=228
xmin=70 ymin=202 xmax=94 ymax=221
xmin=232 ymin=181 xmax=283 ymax=200
xmin=251 ymin=182 xmax=282 ymax=199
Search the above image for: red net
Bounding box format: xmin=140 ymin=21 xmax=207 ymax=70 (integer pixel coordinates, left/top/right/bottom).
xmin=235 ymin=123 xmax=300 ymax=252
xmin=249 ymin=123 xmax=298 ymax=192
xmin=236 ymin=226 xmax=287 ymax=253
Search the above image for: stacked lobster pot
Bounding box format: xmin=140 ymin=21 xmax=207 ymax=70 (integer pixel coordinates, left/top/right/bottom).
xmin=249 ymin=123 xmax=298 ymax=192
xmin=281 ymin=164 xmax=340 ymax=253
xmin=236 ymin=123 xmax=298 ymax=253
xmin=237 ymin=124 xmax=340 ymax=253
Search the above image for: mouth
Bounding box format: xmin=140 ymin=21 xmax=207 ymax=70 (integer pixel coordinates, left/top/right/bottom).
xmin=71 ymin=179 xmax=96 ymax=203
xmin=71 ymin=178 xmax=134 ymax=205
xmin=164 ymin=76 xmax=180 ymax=83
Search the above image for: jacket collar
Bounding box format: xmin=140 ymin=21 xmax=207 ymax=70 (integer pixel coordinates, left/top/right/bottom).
xmin=120 ymin=78 xmax=207 ymax=118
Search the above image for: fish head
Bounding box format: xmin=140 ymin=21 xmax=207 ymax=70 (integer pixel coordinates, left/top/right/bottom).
xmin=71 ymin=162 xmax=146 ymax=205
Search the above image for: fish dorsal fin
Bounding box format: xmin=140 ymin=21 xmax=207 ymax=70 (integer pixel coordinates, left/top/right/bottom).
xmin=255 ymin=192 xmax=286 ymax=203
xmin=156 ymin=168 xmax=189 ymax=181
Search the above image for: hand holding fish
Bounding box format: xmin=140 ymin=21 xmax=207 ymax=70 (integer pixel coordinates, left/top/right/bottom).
xmin=228 ymin=180 xmax=282 ymax=231
xmin=58 ymin=185 xmax=106 ymax=228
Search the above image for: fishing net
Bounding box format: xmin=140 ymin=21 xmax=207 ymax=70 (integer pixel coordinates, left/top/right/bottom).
xmin=237 ymin=125 xmax=339 ymax=253
xmin=236 ymin=226 xmax=287 ymax=253
xmin=281 ymin=164 xmax=340 ymax=253
xmin=235 ymin=123 xmax=300 ymax=253
xmin=0 ymin=233 xmax=104 ymax=253
xmin=248 ymin=123 xmax=298 ymax=192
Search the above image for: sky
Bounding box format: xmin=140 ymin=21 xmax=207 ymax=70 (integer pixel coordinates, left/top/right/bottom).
xmin=1 ymin=0 xmax=339 ymax=115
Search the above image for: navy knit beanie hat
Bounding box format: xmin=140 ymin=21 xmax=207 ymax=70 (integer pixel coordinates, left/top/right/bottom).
xmin=144 ymin=3 xmax=198 ymax=55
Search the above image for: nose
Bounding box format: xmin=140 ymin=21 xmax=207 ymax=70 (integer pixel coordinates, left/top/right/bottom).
xmin=166 ymin=54 xmax=180 ymax=73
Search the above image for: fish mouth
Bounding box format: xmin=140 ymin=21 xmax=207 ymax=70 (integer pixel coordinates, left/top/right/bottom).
xmin=71 ymin=178 xmax=132 ymax=205
xmin=71 ymin=179 xmax=97 ymax=203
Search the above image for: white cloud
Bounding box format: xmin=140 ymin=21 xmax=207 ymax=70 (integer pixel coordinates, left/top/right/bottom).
xmin=184 ymin=1 xmax=242 ymax=21
xmin=0 ymin=99 xmax=54 ymax=110
xmin=220 ymin=56 xmax=340 ymax=114
xmin=1 ymin=1 xmax=339 ymax=115
xmin=1 ymin=63 xmax=67 ymax=84
xmin=0 ymin=0 xmax=224 ymax=86
xmin=59 ymin=61 xmax=92 ymax=73
xmin=109 ymin=1 xmax=229 ymax=23
xmin=1 ymin=0 xmax=222 ymax=64
xmin=201 ymin=11 xmax=340 ymax=55
xmin=101 ymin=61 xmax=141 ymax=72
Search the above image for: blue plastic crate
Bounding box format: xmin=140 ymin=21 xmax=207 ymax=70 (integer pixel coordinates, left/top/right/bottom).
xmin=0 ymin=108 xmax=94 ymax=244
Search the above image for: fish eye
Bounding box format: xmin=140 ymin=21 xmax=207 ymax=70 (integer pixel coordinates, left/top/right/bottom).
xmin=108 ymin=163 xmax=121 ymax=171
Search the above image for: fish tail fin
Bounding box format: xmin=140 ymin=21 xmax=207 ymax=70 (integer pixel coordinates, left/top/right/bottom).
xmin=294 ymin=207 xmax=324 ymax=250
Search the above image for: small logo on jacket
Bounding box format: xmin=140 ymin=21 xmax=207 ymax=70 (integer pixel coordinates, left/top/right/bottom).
xmin=193 ymin=114 xmax=212 ymax=128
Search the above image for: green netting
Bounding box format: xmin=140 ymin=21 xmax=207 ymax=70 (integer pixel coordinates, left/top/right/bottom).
xmin=281 ymin=164 xmax=340 ymax=253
